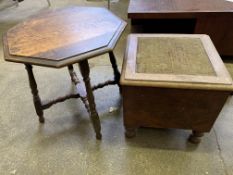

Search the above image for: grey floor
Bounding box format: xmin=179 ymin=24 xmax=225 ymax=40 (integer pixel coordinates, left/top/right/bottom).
xmin=0 ymin=0 xmax=233 ymax=175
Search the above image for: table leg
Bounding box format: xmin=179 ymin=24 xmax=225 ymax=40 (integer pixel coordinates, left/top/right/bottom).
xmin=25 ymin=64 xmax=44 ymax=123
xmin=107 ymin=0 xmax=110 ymax=10
xmin=67 ymin=65 xmax=90 ymax=113
xmin=79 ymin=60 xmax=102 ymax=139
xmin=109 ymin=51 xmax=121 ymax=90
xmin=188 ymin=130 xmax=204 ymax=144
xmin=125 ymin=127 xmax=137 ymax=138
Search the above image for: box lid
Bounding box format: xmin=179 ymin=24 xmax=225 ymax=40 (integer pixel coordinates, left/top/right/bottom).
xmin=120 ymin=34 xmax=233 ymax=91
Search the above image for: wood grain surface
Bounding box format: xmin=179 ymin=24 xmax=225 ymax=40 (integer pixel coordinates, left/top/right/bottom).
xmin=128 ymin=0 xmax=233 ymax=56
xmin=128 ymin=0 xmax=233 ymax=16
xmin=6 ymin=7 xmax=123 ymax=60
xmin=122 ymin=86 xmax=229 ymax=132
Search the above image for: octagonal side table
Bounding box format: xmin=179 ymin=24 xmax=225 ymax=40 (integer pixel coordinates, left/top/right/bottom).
xmin=3 ymin=7 xmax=126 ymax=139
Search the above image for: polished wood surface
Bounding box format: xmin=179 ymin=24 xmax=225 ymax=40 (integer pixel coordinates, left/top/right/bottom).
xmin=79 ymin=60 xmax=102 ymax=139
xmin=25 ymin=64 xmax=44 ymax=123
xmin=4 ymin=7 xmax=126 ymax=67
xmin=128 ymin=0 xmax=233 ymax=17
xmin=128 ymin=0 xmax=233 ymax=56
xmin=121 ymin=34 xmax=233 ymax=143
xmin=7 ymin=7 xmax=121 ymax=60
xmin=122 ymin=86 xmax=229 ymax=134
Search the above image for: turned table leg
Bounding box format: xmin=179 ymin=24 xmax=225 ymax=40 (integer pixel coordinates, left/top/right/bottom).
xmin=109 ymin=51 xmax=121 ymax=90
xmin=67 ymin=65 xmax=90 ymax=112
xmin=125 ymin=127 xmax=137 ymax=138
xmin=25 ymin=64 xmax=44 ymax=123
xmin=188 ymin=130 xmax=204 ymax=144
xmin=79 ymin=60 xmax=102 ymax=139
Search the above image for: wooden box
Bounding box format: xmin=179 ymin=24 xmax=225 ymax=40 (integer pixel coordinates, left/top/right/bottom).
xmin=120 ymin=34 xmax=233 ymax=143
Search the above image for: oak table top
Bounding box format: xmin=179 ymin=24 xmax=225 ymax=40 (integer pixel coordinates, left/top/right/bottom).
xmin=3 ymin=6 xmax=126 ymax=68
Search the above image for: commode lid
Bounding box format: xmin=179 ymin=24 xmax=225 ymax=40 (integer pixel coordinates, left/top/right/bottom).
xmin=120 ymin=34 xmax=233 ymax=91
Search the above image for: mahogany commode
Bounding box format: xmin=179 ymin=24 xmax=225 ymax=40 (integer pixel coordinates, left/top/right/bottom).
xmin=120 ymin=34 xmax=233 ymax=143
xmin=3 ymin=7 xmax=126 ymax=139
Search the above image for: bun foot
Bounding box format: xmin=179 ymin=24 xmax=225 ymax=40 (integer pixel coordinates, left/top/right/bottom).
xmin=39 ymin=116 xmax=45 ymax=123
xmin=96 ymin=133 xmax=102 ymax=140
xmin=188 ymin=130 xmax=204 ymax=144
xmin=125 ymin=128 xmax=137 ymax=138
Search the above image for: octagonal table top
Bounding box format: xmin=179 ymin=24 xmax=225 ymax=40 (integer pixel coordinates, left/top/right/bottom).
xmin=3 ymin=7 xmax=126 ymax=68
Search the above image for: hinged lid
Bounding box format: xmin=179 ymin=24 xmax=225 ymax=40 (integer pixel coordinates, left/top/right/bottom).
xmin=121 ymin=34 xmax=233 ymax=91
